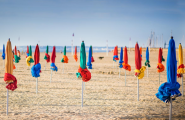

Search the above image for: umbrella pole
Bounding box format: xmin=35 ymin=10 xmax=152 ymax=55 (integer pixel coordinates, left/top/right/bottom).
xmin=6 ymin=89 xmax=8 ymax=115
xmin=182 ymin=75 xmax=183 ymax=97
xmin=137 ymin=78 xmax=139 ymax=101
xmin=45 ymin=61 xmax=46 ymax=70
xmin=50 ymin=70 xmax=52 ymax=83
xmin=125 ymin=69 xmax=126 ymax=86
xmin=81 ymin=81 xmax=84 ymax=107
xmin=84 ymin=81 xmax=85 ymax=90
xmin=30 ymin=63 xmax=31 ymax=75
xmin=119 ymin=68 xmax=120 ymax=78
xmin=63 ymin=64 xmax=64 ymax=74
xmin=147 ymin=66 xmax=148 ymax=78
xmin=3 ymin=60 xmax=5 ymax=68
xmin=36 ymin=78 xmax=38 ymax=94
xmin=169 ymin=97 xmax=172 ymax=120
xmin=113 ymin=61 xmax=114 ymax=69
xmin=159 ymin=73 xmax=160 ymax=85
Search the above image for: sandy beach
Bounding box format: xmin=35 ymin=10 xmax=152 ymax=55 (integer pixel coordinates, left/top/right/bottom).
xmin=0 ymin=50 xmax=185 ymax=120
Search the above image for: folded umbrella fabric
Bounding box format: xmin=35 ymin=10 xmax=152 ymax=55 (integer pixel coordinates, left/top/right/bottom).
xmin=145 ymin=47 xmax=151 ymax=67
xmin=156 ymin=37 xmax=181 ymax=103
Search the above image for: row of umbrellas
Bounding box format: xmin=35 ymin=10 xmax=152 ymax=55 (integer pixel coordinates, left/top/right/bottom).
xmin=1 ymin=37 xmax=183 ymax=119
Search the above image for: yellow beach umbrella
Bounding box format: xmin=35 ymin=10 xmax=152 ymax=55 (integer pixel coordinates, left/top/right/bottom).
xmin=177 ymin=43 xmax=185 ymax=74
xmin=177 ymin=43 xmax=185 ymax=96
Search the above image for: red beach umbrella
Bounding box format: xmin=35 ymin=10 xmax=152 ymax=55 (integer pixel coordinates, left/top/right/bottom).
xmin=123 ymin=47 xmax=131 ymax=71
xmin=34 ymin=44 xmax=40 ymax=65
xmin=157 ymin=48 xmax=165 ymax=73
xmin=135 ymin=43 xmax=146 ymax=79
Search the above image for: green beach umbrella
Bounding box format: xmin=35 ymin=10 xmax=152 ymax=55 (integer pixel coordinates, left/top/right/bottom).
xmin=29 ymin=45 xmax=34 ymax=63
xmin=61 ymin=46 xmax=68 ymax=63
xmin=44 ymin=45 xmax=49 ymax=60
xmin=64 ymin=46 xmax=66 ymax=56
xmin=80 ymin=42 xmax=86 ymax=69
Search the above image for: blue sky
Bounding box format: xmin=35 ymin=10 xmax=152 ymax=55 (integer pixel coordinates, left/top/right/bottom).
xmin=0 ymin=0 xmax=184 ymax=49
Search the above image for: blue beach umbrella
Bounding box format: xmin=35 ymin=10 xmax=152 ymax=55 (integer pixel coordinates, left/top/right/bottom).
xmin=2 ymin=44 xmax=5 ymax=60
xmin=156 ymin=36 xmax=181 ymax=103
xmin=119 ymin=47 xmax=123 ymax=68
xmin=87 ymin=46 xmax=92 ymax=69
xmin=145 ymin=47 xmax=150 ymax=67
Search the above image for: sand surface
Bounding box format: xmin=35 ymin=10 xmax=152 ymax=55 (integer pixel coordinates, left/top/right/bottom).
xmin=0 ymin=50 xmax=185 ymax=120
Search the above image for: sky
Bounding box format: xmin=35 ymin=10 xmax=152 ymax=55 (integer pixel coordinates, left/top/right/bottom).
xmin=0 ymin=0 xmax=185 ymax=49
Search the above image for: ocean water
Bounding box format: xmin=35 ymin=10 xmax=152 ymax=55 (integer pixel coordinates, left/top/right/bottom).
xmin=0 ymin=46 xmax=116 ymax=53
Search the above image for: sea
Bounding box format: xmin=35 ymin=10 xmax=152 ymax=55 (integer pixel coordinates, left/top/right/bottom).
xmin=0 ymin=46 xmax=117 ymax=53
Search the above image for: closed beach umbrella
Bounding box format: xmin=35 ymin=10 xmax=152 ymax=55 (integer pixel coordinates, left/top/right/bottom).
xmin=87 ymin=46 xmax=92 ymax=69
xmin=26 ymin=45 xmax=34 ymax=66
xmin=119 ymin=47 xmax=123 ymax=68
xmin=140 ymin=47 xmax=142 ymax=61
xmin=123 ymin=47 xmax=131 ymax=71
xmin=14 ymin=46 xmax=20 ymax=63
xmin=113 ymin=46 xmax=119 ymax=61
xmin=177 ymin=43 xmax=185 ymax=77
xmin=31 ymin=44 xmax=41 ymax=77
xmin=4 ymin=39 xmax=17 ymax=91
xmin=135 ymin=43 xmax=146 ymax=101
xmin=156 ymin=37 xmax=181 ymax=119
xmin=61 ymin=46 xmax=69 ymax=63
xmin=91 ymin=46 xmax=94 ymax=62
xmin=145 ymin=47 xmax=150 ymax=67
xmin=156 ymin=36 xmax=181 ymax=101
xmin=50 ymin=46 xmax=58 ymax=71
xmin=73 ymin=46 xmax=78 ymax=62
xmin=44 ymin=45 xmax=50 ymax=63
xmin=4 ymin=39 xmax=18 ymax=115
xmin=76 ymin=41 xmax=91 ymax=107
xmin=162 ymin=48 xmax=165 ymax=62
xmin=76 ymin=41 xmax=91 ymax=82
xmin=122 ymin=46 xmax=131 ymax=86
xmin=31 ymin=44 xmax=41 ymax=94
xmin=135 ymin=42 xmax=146 ymax=79
xmin=177 ymin=43 xmax=185 ymax=96
xmin=17 ymin=50 xmax=21 ymax=58
xmin=157 ymin=48 xmax=165 ymax=73
xmin=2 ymin=44 xmax=5 ymax=60
xmin=26 ymin=46 xmax=29 ymax=58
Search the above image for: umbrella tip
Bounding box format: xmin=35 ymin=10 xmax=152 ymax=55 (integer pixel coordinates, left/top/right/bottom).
xmin=8 ymin=38 xmax=10 ymax=41
xmin=180 ymin=43 xmax=181 ymax=44
xmin=171 ymin=36 xmax=173 ymax=39
xmin=82 ymin=41 xmax=84 ymax=42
